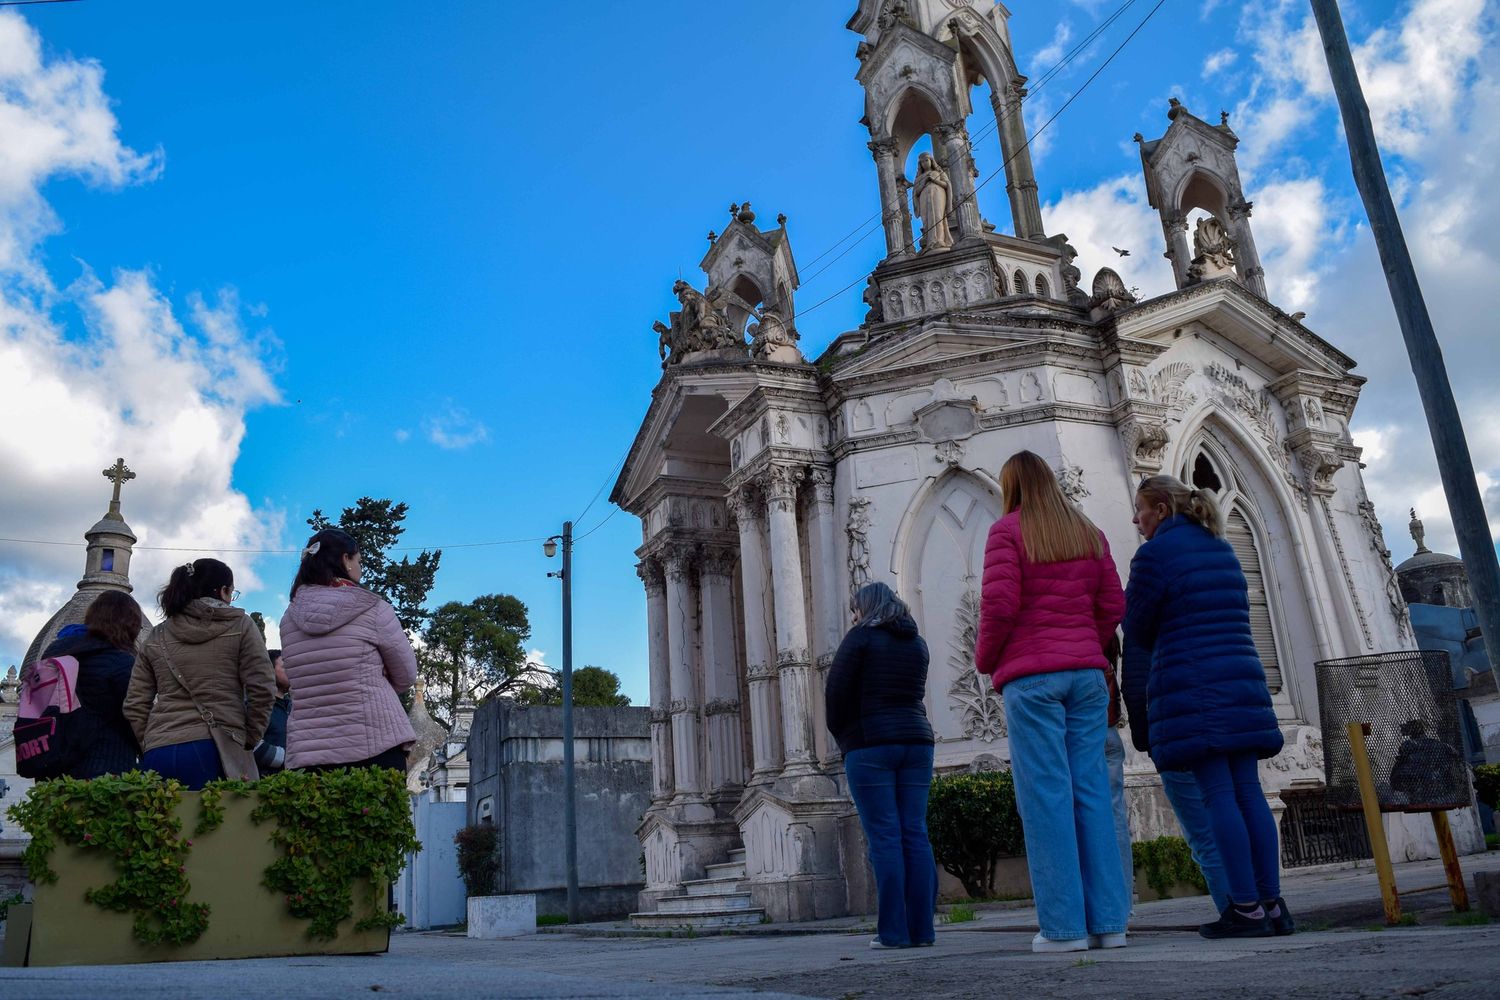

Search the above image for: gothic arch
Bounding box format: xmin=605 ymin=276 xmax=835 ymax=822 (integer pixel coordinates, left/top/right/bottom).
xmin=1173 ymin=168 xmax=1231 ymax=219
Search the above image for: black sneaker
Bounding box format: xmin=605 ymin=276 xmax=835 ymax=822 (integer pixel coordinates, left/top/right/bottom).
xmin=1264 ymin=897 xmax=1295 ymax=936
xmin=1199 ymin=905 xmax=1274 ymax=939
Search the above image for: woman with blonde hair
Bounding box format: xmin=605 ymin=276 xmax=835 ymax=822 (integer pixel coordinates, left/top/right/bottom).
xmin=974 ymin=450 xmax=1128 ymax=953
xmin=1123 ymin=475 xmax=1289 ymax=939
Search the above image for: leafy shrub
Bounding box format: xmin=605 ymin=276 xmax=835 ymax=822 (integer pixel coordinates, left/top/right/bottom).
xmin=455 ymin=823 xmax=501 ymax=897
xmin=1473 ymin=764 xmax=1500 ymax=811
xmin=1132 ymin=835 xmax=1208 ymax=898
xmin=926 ymin=770 xmax=1025 ymax=900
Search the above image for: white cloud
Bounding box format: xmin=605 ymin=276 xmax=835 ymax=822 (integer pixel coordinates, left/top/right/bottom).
xmin=1044 ymin=174 xmax=1173 ymax=301
xmin=394 ymin=428 xmax=411 ymax=443
xmin=1202 ymin=48 xmax=1238 ymax=78
xmin=424 ymin=404 xmax=489 ymax=450
xmin=1031 ymin=22 xmax=1074 ymax=74
xmin=0 ymin=11 xmax=281 ymax=667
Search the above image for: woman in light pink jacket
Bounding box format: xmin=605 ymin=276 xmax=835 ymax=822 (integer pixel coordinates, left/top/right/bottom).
xmin=279 ymin=528 xmax=417 ymax=771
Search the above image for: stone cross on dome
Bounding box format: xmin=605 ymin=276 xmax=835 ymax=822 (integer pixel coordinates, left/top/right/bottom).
xmin=102 ymin=457 xmax=136 ymax=517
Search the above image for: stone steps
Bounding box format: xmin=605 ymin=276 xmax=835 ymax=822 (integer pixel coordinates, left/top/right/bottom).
xmin=655 ymin=891 xmax=755 ymax=914
xmin=626 ymin=907 xmax=765 ymax=930
xmin=628 ymin=844 xmax=764 ymax=930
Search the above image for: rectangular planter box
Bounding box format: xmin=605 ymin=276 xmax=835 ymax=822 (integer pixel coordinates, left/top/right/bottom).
xmin=5 ymin=792 xmax=390 ymax=967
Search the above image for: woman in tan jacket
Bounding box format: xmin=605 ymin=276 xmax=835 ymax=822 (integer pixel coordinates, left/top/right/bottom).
xmin=125 ymin=558 xmax=276 ymax=789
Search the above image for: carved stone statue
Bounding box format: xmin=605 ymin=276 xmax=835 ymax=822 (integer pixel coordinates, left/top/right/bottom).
xmin=861 ymin=276 xmax=884 ymax=326
xmin=912 ymin=151 xmax=953 ymax=253
xmin=1409 ymin=508 xmax=1429 ymax=554
xmin=846 ymin=496 xmax=873 ymax=596
xmin=1187 ymin=215 xmax=1237 ymax=282
xmin=656 ymin=279 xmax=745 ymax=366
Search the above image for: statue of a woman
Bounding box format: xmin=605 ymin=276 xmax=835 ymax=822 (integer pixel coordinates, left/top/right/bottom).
xmin=912 ymin=151 xmax=953 ymax=252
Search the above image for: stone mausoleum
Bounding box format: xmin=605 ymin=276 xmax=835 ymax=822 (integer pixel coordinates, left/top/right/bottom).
xmin=611 ymin=2 xmax=1476 ymax=924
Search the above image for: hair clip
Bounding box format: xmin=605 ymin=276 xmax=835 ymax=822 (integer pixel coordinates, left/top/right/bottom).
xmin=183 ymin=561 xmax=195 ymax=576
xmin=303 ymin=541 xmax=322 ymax=557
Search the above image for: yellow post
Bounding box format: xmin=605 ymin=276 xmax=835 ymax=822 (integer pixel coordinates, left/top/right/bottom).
xmin=1348 ymin=722 xmax=1401 ymax=924
xmin=1430 ymin=811 xmax=1470 ymax=912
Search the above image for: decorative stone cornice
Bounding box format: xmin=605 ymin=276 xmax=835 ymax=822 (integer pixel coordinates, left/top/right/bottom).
xmin=704 ymin=697 xmax=742 ymax=718
xmin=698 ymin=546 xmax=738 ymax=579
xmin=635 ymin=558 xmax=666 ymax=597
xmin=746 ymin=660 xmax=778 ymax=681
xmin=766 ymin=463 xmax=805 ymax=513
xmin=776 ymin=647 xmax=811 ymax=668
xmin=668 ymin=698 xmax=700 ymax=718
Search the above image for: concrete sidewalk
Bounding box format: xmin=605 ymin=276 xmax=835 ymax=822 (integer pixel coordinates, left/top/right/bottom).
xmin=2 ymin=852 xmax=1497 ymax=999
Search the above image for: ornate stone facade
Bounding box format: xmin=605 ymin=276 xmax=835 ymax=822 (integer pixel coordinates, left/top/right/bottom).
xmin=611 ymin=3 xmax=1434 ymax=922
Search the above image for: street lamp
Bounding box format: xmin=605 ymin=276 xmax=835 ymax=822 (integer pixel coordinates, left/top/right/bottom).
xmin=543 ymin=522 xmax=579 ymax=924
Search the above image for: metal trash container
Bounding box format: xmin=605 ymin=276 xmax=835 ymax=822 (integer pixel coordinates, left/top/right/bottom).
xmin=1315 ymin=650 xmax=1470 ymax=813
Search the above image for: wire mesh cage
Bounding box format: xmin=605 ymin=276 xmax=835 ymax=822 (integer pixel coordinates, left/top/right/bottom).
xmin=1315 ymin=650 xmax=1470 ymax=813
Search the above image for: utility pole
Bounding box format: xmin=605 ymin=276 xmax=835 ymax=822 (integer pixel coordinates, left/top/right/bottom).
xmin=1310 ymin=0 xmax=1500 ymax=688
xmin=546 ymin=521 xmax=580 ymax=923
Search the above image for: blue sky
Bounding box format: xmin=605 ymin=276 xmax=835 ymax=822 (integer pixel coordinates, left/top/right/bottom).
xmin=2 ymin=0 xmax=1496 ymax=703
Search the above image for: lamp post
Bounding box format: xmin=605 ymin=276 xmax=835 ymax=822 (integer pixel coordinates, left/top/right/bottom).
xmin=544 ymin=521 xmax=579 ymax=924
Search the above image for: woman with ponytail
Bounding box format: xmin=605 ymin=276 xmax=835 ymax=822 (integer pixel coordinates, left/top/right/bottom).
xmin=1123 ymin=475 xmax=1289 ymax=940
xmin=125 ymin=558 xmax=276 ymax=789
xmin=974 ymin=451 xmax=1129 ymax=953
xmin=279 ymin=528 xmax=417 ymax=771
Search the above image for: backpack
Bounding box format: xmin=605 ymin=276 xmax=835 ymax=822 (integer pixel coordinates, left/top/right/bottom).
xmin=11 ymin=655 xmax=90 ymax=778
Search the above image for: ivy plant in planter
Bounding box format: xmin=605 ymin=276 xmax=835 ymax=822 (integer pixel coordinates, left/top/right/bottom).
xmin=6 ymin=767 xmax=420 ymax=947
xmin=1474 ymin=764 xmax=1500 ymax=812
xmin=1132 ymin=835 xmax=1209 ymax=898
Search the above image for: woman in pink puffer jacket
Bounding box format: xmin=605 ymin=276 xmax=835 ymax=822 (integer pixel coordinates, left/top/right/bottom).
xmin=279 ymin=528 xmax=417 ymax=771
xmin=975 ymin=451 xmax=1129 ymax=954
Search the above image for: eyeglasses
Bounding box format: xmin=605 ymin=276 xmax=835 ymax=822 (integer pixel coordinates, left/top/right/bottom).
xmin=226 ymin=588 xmax=241 ymax=602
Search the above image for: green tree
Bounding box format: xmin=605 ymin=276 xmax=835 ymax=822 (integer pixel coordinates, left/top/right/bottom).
xmin=420 ymin=594 xmax=542 ymax=728
xmin=307 ymin=498 xmax=441 ymax=632
xmin=517 ymin=665 xmax=632 ymax=707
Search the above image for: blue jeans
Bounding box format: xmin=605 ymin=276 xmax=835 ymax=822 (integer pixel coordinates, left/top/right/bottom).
xmin=142 ymin=739 xmax=222 ymax=791
xmin=1004 ymin=669 xmax=1130 ymax=940
xmin=845 ymin=743 xmax=938 ymax=947
xmin=1190 ymin=753 xmax=1281 ymax=905
xmin=1160 ymin=769 xmax=1232 ymax=912
xmin=1105 ymin=727 xmax=1134 ymax=907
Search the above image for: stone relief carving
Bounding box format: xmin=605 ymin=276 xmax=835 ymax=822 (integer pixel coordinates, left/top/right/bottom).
xmin=846 ymin=496 xmax=873 ymax=597
xmin=1089 ymin=267 xmax=1137 ymax=317
xmin=1127 ymin=368 xmax=1150 ymax=399
xmin=1119 ymin=418 xmax=1171 ymax=474
xmin=774 ymin=412 xmax=791 ymax=442
xmin=704 ymin=697 xmax=742 ymax=717
xmin=862 ymin=275 xmax=884 ymax=325
xmin=1019 ymin=371 xmax=1044 ymax=402
xmin=1055 ymin=463 xmax=1090 ymax=503
xmin=1204 ymin=362 xmax=1293 ymax=479
xmin=1148 ymin=361 xmax=1197 ymax=412
xmin=1261 ymin=725 xmax=1324 ymax=778
xmin=1358 ymin=497 xmax=1412 ymax=640
xmin=748 ymin=305 xmax=804 ymax=364
xmin=947 ymin=590 xmax=1006 ymax=742
xmin=767 ymin=464 xmax=803 ymax=513
xmin=1303 ymin=398 xmax=1325 ymax=427
xmin=1318 ymin=496 xmax=1374 ymax=649
xmin=852 ymin=400 xmax=876 ymax=432
xmin=934 ymin=440 xmax=966 ymax=467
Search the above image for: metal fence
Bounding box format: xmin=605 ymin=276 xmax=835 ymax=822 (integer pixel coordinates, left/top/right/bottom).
xmin=1280 ymin=788 xmax=1373 ymax=867
xmin=1315 ymin=650 xmax=1470 ymax=813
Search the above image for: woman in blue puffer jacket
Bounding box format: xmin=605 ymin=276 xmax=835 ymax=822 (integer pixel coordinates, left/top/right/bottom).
xmin=1123 ymin=474 xmax=1290 ymax=940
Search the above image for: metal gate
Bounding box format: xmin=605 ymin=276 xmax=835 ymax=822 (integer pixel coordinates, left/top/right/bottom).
xmin=1280 ymin=788 xmax=1374 ymax=868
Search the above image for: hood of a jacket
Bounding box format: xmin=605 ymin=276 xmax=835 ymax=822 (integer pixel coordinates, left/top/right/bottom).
xmin=283 ymin=584 xmax=382 ymax=637
xmin=877 ymin=615 xmax=920 ymax=640
xmin=166 ymin=598 xmax=249 ymax=645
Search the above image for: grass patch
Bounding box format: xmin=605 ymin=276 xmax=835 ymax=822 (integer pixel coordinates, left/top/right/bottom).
xmin=1072 ymin=957 xmax=1099 ymax=968
xmin=536 ymin=914 xmax=568 ymax=927
xmin=943 ymin=903 xmax=978 ymax=924
xmin=1361 ymin=923 xmax=1387 ymax=932
xmin=1300 ymin=918 xmax=1332 ymax=933
xmin=1486 ymin=833 xmax=1499 ymax=851
xmin=1445 ymin=911 xmax=1491 ymax=927
xmin=1395 ymin=913 xmax=1419 ymax=927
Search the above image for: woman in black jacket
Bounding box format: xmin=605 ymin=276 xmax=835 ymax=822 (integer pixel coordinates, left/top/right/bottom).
xmin=826 ymin=582 xmax=937 ymax=949
xmin=39 ymin=590 xmax=145 ymax=778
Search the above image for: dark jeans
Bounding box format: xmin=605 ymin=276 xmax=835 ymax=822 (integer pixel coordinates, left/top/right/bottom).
xmin=1190 ymin=752 xmax=1281 ymax=905
xmin=301 ymin=746 xmax=409 ymax=773
xmin=142 ymin=739 xmax=222 ymax=790
xmin=845 ymin=742 xmax=938 ymax=947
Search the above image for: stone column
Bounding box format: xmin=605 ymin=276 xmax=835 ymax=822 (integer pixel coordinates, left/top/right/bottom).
xmin=995 ymin=84 xmax=1045 ymax=240
xmin=937 ymin=120 xmax=983 ymax=241
xmin=1162 ymin=213 xmax=1192 ymax=289
xmin=766 ymin=464 xmax=818 ymax=775
xmin=663 ymin=544 xmax=704 ymax=800
xmin=868 ymin=138 xmax=910 ymax=258
xmin=731 ymin=484 xmax=782 ymax=782
xmin=637 ymin=558 xmax=674 ymax=803
xmin=699 ymin=546 xmax=746 ymax=794
xmin=1227 ymin=199 xmax=1268 ymax=298
xmin=805 ymin=468 xmax=843 ymax=766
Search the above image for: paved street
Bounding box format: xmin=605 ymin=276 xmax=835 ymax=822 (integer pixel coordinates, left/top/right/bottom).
xmin=3 ymin=854 xmax=1498 ymax=999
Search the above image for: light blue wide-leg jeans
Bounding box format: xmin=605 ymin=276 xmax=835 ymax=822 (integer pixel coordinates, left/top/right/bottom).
xmin=1105 ymin=727 xmax=1135 ymax=909
xmin=1004 ymin=669 xmax=1130 ymax=941
xmin=1159 ymin=768 xmax=1233 ymax=913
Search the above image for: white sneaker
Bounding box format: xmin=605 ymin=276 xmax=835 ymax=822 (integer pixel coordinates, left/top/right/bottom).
xmin=869 ymin=938 xmax=903 ymax=950
xmin=1089 ymin=932 xmax=1127 ymax=949
xmin=1032 ymin=932 xmax=1089 ymax=953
